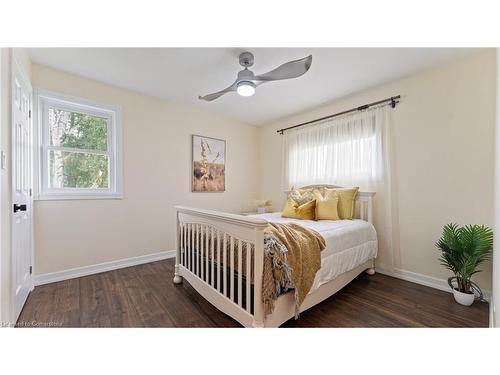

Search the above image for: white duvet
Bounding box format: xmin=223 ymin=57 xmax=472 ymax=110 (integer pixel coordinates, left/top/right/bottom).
xmin=248 ymin=212 xmax=378 ymax=293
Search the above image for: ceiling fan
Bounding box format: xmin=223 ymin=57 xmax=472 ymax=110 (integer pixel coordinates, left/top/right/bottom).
xmin=198 ymin=52 xmax=313 ymax=101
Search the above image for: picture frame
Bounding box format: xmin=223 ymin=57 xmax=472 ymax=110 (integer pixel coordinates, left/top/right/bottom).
xmin=192 ymin=134 xmax=226 ymax=192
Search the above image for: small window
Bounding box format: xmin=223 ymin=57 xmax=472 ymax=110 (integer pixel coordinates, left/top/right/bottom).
xmin=36 ymin=90 xmax=122 ymax=200
xmin=285 ymin=112 xmax=381 ymax=188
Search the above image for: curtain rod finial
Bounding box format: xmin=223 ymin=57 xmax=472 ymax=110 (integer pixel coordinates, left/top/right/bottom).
xmin=390 ymin=96 xmax=398 ymax=108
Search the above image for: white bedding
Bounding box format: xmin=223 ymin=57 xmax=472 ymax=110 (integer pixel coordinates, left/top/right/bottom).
xmin=248 ymin=212 xmax=378 ymax=293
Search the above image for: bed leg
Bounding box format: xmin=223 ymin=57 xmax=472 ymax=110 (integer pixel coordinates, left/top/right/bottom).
xmin=365 ymin=267 xmax=376 ymax=276
xmin=173 ymin=265 xmax=183 ymax=284
xmin=252 ymin=320 xmax=265 ymax=328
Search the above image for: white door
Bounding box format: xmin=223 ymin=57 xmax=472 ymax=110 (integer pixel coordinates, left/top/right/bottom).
xmin=11 ymin=57 xmax=33 ymax=321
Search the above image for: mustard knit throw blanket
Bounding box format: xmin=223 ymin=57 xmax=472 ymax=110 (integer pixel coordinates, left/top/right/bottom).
xmin=262 ymin=223 xmax=325 ymax=318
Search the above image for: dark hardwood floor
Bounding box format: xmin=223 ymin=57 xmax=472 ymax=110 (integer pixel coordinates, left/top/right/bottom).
xmin=17 ymin=258 xmax=489 ymax=327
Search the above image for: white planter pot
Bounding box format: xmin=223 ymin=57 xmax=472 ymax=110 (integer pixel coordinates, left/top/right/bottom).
xmin=452 ymin=288 xmax=475 ymax=306
xmin=257 ymin=207 xmax=267 ymax=214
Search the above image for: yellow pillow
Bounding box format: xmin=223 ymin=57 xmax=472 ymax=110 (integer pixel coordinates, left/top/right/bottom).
xmin=282 ymin=197 xmax=316 ymax=220
xmin=312 ymin=189 xmax=339 ymax=220
xmin=331 ymin=187 xmax=359 ymax=219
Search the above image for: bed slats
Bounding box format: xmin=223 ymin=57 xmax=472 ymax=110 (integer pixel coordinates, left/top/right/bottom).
xmin=210 ymin=227 xmax=215 ymax=287
xmin=223 ymin=233 xmax=227 ymax=297
xmin=246 ymin=243 xmax=252 ymax=313
xmin=178 ymin=220 xmax=256 ymax=314
xmin=230 ymin=237 xmax=235 ymax=301
xmin=217 ymin=230 xmax=221 ymax=293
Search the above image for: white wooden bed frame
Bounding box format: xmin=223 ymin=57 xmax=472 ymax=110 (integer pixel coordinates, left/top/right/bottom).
xmin=173 ymin=185 xmax=376 ymax=327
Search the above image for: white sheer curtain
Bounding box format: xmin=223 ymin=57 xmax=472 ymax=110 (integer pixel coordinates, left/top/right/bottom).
xmin=283 ymin=105 xmax=396 ymax=270
xmin=284 ymin=106 xmax=390 ymax=189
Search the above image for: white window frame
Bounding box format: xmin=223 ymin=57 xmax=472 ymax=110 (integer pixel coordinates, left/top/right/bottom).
xmin=34 ymin=89 xmax=123 ymax=200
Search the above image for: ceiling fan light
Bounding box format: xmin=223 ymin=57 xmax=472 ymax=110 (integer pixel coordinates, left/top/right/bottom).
xmin=236 ymin=81 xmax=256 ymax=97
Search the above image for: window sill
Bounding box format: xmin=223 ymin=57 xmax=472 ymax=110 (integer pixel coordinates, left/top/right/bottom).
xmin=35 ymin=193 xmax=123 ymax=201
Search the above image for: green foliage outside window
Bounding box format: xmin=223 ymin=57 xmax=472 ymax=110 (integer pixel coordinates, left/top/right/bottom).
xmin=49 ymin=109 xmax=109 ymax=188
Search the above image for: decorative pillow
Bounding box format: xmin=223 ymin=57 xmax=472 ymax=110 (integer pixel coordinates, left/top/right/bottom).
xmin=297 ymin=187 xmax=313 ymax=194
xmin=282 ymin=197 xmax=316 ymax=220
xmin=312 ymin=189 xmax=339 ymax=220
xmin=310 ymin=186 xmax=326 ymax=197
xmin=330 ymin=187 xmax=359 ymax=219
xmin=289 ymin=189 xmax=314 ymax=206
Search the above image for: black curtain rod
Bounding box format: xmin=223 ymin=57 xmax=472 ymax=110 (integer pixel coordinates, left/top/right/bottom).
xmin=277 ymin=95 xmax=401 ymax=135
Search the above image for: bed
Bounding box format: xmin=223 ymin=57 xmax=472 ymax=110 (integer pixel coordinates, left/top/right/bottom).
xmin=173 ymin=184 xmax=377 ymax=327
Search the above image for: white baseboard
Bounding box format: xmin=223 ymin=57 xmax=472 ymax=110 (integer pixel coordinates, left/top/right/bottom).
xmin=34 ymin=250 xmax=176 ymax=286
xmin=376 ymin=267 xmax=491 ymax=302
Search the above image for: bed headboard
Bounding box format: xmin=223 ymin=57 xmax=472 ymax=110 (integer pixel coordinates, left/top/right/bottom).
xmin=287 ymin=184 xmax=376 ymax=223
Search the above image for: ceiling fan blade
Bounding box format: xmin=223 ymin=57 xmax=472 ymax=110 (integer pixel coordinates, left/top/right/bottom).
xmin=198 ymin=80 xmax=237 ymax=101
xmin=254 ymin=55 xmax=312 ymax=82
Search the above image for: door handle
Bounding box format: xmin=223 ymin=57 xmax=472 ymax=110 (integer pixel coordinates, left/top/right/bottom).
xmin=13 ymin=204 xmax=27 ymax=213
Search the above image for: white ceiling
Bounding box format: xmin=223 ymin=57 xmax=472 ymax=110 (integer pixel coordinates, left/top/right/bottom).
xmin=28 ymin=48 xmax=480 ymax=125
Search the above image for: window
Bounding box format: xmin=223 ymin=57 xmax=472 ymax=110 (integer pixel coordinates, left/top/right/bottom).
xmin=36 ymin=90 xmax=122 ymax=200
xmin=284 ymin=108 xmax=388 ymax=188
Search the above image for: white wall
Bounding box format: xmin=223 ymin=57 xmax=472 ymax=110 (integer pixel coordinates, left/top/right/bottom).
xmin=493 ymin=48 xmax=500 ymax=327
xmin=32 ymin=64 xmax=259 ymax=275
xmin=257 ymin=50 xmax=496 ymax=291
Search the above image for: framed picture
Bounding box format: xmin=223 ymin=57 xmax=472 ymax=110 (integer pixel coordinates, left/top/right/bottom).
xmin=192 ymin=135 xmax=226 ymax=192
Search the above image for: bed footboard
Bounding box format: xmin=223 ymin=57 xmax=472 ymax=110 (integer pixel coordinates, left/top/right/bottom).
xmin=174 ymin=206 xmax=268 ymax=327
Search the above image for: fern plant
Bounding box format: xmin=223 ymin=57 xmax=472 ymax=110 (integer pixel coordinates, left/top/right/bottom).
xmin=436 ymin=223 xmax=493 ymax=293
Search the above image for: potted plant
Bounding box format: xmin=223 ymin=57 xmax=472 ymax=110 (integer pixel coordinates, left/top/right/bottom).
xmin=436 ymin=223 xmax=493 ymax=306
